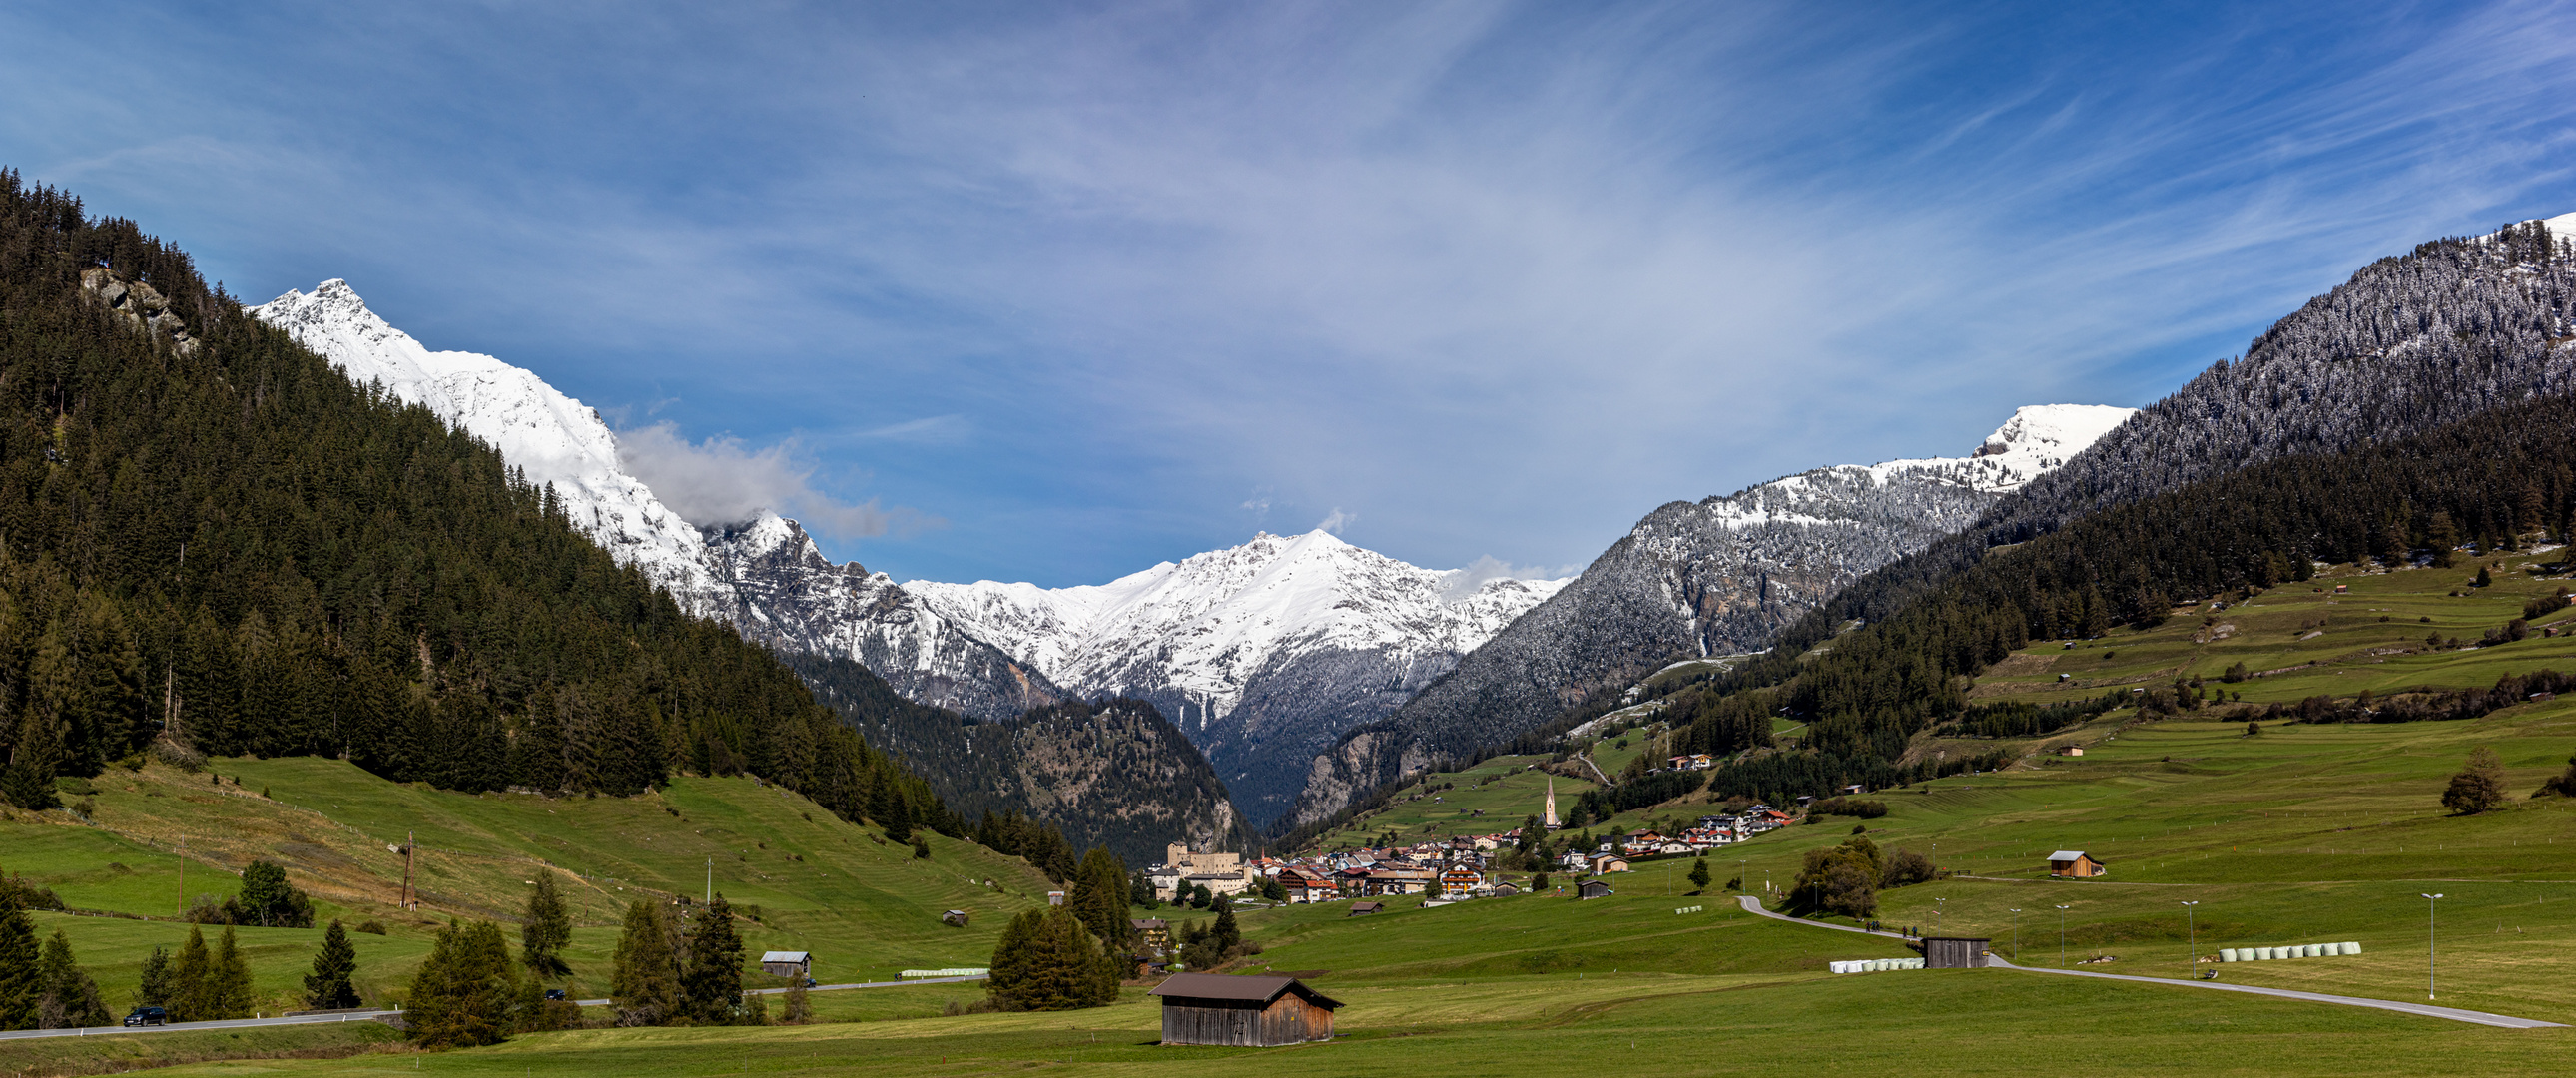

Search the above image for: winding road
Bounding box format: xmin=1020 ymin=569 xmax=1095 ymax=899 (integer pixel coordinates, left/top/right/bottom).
xmin=1735 ymin=895 xmax=2562 ymax=1030
xmin=0 ymin=974 xmax=987 ymax=1043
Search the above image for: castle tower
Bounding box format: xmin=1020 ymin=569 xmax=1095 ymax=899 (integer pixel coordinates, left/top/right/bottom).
xmin=1543 ymin=776 xmax=1560 ymax=830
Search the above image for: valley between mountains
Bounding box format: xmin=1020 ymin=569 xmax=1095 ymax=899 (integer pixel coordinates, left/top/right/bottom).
xmin=251 ymin=280 xmax=2136 ymax=831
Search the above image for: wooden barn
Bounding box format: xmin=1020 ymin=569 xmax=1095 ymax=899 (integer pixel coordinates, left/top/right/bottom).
xmin=1149 ymin=972 xmax=1343 ymax=1046
xmin=2048 ymin=850 xmax=2108 ymax=877
xmin=1578 ymin=879 xmax=1614 ymax=900
xmin=759 ymin=951 xmax=812 ymax=978
xmin=1922 ymin=937 xmax=1990 ymax=968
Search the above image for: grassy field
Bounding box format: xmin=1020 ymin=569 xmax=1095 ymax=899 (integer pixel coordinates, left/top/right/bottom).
xmin=1 ymin=758 xmax=1056 ymax=1016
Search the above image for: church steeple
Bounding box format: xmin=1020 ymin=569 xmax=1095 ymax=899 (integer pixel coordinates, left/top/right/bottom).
xmin=1543 ymin=776 xmax=1560 ymax=830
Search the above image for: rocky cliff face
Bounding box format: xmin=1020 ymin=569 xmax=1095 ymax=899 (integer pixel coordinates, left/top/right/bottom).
xmin=1284 ymin=404 xmax=2135 ymax=828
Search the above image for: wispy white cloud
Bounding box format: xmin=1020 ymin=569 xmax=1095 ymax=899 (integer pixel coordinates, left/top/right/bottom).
xmin=615 ymin=422 xmax=944 ymax=541
xmin=4 ymin=3 xmax=2572 ymax=584
xmin=1315 ymin=507 xmax=1357 ymax=535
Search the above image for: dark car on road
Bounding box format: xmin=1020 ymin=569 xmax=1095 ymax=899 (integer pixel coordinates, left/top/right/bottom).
xmin=124 ymin=1006 xmax=168 ymax=1026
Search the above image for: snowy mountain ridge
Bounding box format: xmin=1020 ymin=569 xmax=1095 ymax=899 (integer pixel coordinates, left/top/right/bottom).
xmin=249 ymin=280 xmax=1566 ymax=825
xmin=250 ymin=281 xmax=732 ymax=615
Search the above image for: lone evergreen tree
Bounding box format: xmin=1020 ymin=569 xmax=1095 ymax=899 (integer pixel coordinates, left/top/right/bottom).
xmin=1687 ymin=857 xmax=1712 ymax=893
xmin=1211 ymin=896 xmax=1241 ymax=955
xmin=2441 ymin=746 xmax=2509 ymax=814
xmin=35 ymin=929 xmax=111 ymax=1028
xmin=681 ymin=893 xmax=746 ymax=1025
xmin=207 ymin=927 xmax=254 ymax=1020
xmin=0 ymin=896 xmax=38 ymax=1030
xmin=405 ymin=919 xmax=518 ymax=1048
xmin=521 ymin=876 xmax=572 ymax=978
xmin=136 ymin=945 xmax=173 ymax=1008
xmin=169 ymin=925 xmax=211 ymax=1021
xmin=304 ymin=920 xmax=361 ymax=1009
xmin=609 ymin=899 xmax=682 ymax=1026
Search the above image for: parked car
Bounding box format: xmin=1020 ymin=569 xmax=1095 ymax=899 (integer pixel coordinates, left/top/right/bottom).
xmin=124 ymin=1006 xmax=168 ymax=1026
xmin=543 ymin=989 xmax=567 ymax=1001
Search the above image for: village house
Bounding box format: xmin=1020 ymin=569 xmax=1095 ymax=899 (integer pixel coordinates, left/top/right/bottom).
xmin=1440 ymin=866 xmax=1484 ymax=895
xmin=1275 ymin=866 xmax=1335 ymax=904
xmin=1590 ymin=853 xmax=1632 ymax=874
xmin=2048 ymin=850 xmax=2109 ymax=877
xmin=1131 ymin=918 xmax=1172 ymax=955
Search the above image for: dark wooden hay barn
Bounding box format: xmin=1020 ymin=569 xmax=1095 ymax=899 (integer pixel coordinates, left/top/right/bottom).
xmin=759 ymin=950 xmax=812 ymax=978
xmin=1149 ymin=972 xmax=1342 ymax=1046
xmin=1922 ymin=937 xmax=1990 ymax=968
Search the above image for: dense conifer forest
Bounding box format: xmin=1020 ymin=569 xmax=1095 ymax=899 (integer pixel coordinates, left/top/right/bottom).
xmin=1676 ymin=388 xmax=2576 ymax=787
xmin=0 ymin=172 xmax=946 ymax=835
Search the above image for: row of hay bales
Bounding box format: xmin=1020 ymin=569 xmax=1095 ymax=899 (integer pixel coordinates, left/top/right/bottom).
xmin=1829 ymin=957 xmax=1927 ymax=973
xmin=2220 ymin=942 xmax=2361 ymax=961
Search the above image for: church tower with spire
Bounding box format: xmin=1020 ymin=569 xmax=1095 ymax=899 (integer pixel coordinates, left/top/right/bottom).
xmin=1543 ymin=776 xmax=1561 ymax=830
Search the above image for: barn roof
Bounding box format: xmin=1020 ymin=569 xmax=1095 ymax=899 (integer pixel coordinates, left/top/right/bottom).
xmin=1149 ymin=972 xmax=1343 ymax=1010
xmin=2047 ymin=850 xmax=2095 ymax=862
xmin=760 ymin=951 xmax=810 ymax=963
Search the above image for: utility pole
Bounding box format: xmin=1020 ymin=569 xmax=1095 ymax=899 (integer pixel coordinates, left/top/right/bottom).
xmin=2181 ymin=901 xmax=2199 ymax=979
xmin=2057 ymin=905 xmax=2071 ymax=968
xmin=2421 ymin=893 xmax=2443 ymax=999
xmin=2009 ymin=908 xmax=2022 ymax=961
xmin=706 ymin=856 xmax=712 ymax=904
xmin=176 ymin=835 xmax=185 ymax=918
xmin=400 ymin=831 xmax=415 ymax=911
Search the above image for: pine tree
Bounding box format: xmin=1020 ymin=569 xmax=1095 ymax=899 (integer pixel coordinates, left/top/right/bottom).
xmin=136 ymin=945 xmax=173 ymax=1008
xmin=207 ymin=927 xmax=254 ymax=1019
xmin=521 ymin=875 xmax=572 ymax=978
xmin=169 ymin=925 xmax=211 ymax=1022
xmin=304 ymin=920 xmax=361 ymax=1009
xmin=985 ymin=908 xmax=1038 ymax=1007
xmin=1068 ymin=848 xmax=1128 ymax=952
xmin=681 ymin=893 xmax=746 ymax=1025
xmin=1687 ymin=857 xmax=1712 ymax=893
xmin=2441 ymin=746 xmax=2509 ymax=815
xmin=35 ymin=929 xmax=110 ymax=1028
xmin=405 ymin=919 xmax=518 ymax=1048
xmin=1211 ymin=896 xmax=1241 ymax=955
xmin=0 ymin=895 xmax=38 ymax=1030
xmin=609 ymin=899 xmax=682 ymax=1026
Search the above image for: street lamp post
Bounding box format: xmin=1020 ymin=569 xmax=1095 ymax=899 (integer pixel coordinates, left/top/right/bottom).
xmin=2057 ymin=905 xmax=2071 ymax=968
xmin=2009 ymin=908 xmax=2023 ymax=961
xmin=2421 ymin=893 xmax=2443 ymax=999
xmin=2181 ymin=901 xmax=2199 ymax=979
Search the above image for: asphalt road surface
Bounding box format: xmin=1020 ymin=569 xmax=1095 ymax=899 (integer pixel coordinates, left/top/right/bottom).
xmin=1734 ymin=894 xmax=2562 ymax=1029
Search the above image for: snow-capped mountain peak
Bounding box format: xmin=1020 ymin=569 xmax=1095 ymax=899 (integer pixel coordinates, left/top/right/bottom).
xmin=250 ymin=281 xmax=729 ymax=614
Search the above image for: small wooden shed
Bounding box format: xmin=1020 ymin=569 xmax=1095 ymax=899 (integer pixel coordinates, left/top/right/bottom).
xmin=1149 ymin=972 xmax=1343 ymax=1046
xmin=1922 ymin=937 xmax=1990 ymax=969
xmin=2048 ymin=850 xmax=2108 ymax=877
xmin=1578 ymin=879 xmax=1614 ymax=900
xmin=759 ymin=951 xmax=812 ymax=978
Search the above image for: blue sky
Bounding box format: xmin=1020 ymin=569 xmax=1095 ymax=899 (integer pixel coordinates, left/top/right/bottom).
xmin=4 ymin=2 xmax=2572 ymax=585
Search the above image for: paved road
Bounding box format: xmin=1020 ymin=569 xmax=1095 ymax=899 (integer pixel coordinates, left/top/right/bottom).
xmin=1733 ymin=895 xmax=2563 ymax=1029
xmin=0 ymin=974 xmax=988 ymax=1043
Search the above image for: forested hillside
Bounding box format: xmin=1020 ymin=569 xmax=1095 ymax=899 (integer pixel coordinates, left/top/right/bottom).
xmin=1286 ymin=220 xmax=2576 ymax=828
xmin=0 ymin=171 xmax=945 ymax=834
xmin=793 ymin=654 xmax=1254 ymax=865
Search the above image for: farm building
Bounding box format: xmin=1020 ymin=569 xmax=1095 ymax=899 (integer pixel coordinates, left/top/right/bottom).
xmin=2048 ymin=850 xmax=2108 ymax=877
xmin=1922 ymin=937 xmax=1990 ymax=968
xmin=1132 ymin=918 xmax=1172 ymax=954
xmin=1348 ymin=901 xmax=1384 ymax=916
xmin=1149 ymin=972 xmax=1343 ymax=1046
xmin=759 ymin=951 xmax=812 ymax=978
xmin=941 ymin=909 xmax=970 ymax=927
xmin=1578 ymin=879 xmax=1614 ymax=899
xmin=2054 ymin=746 xmax=2084 ymax=757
